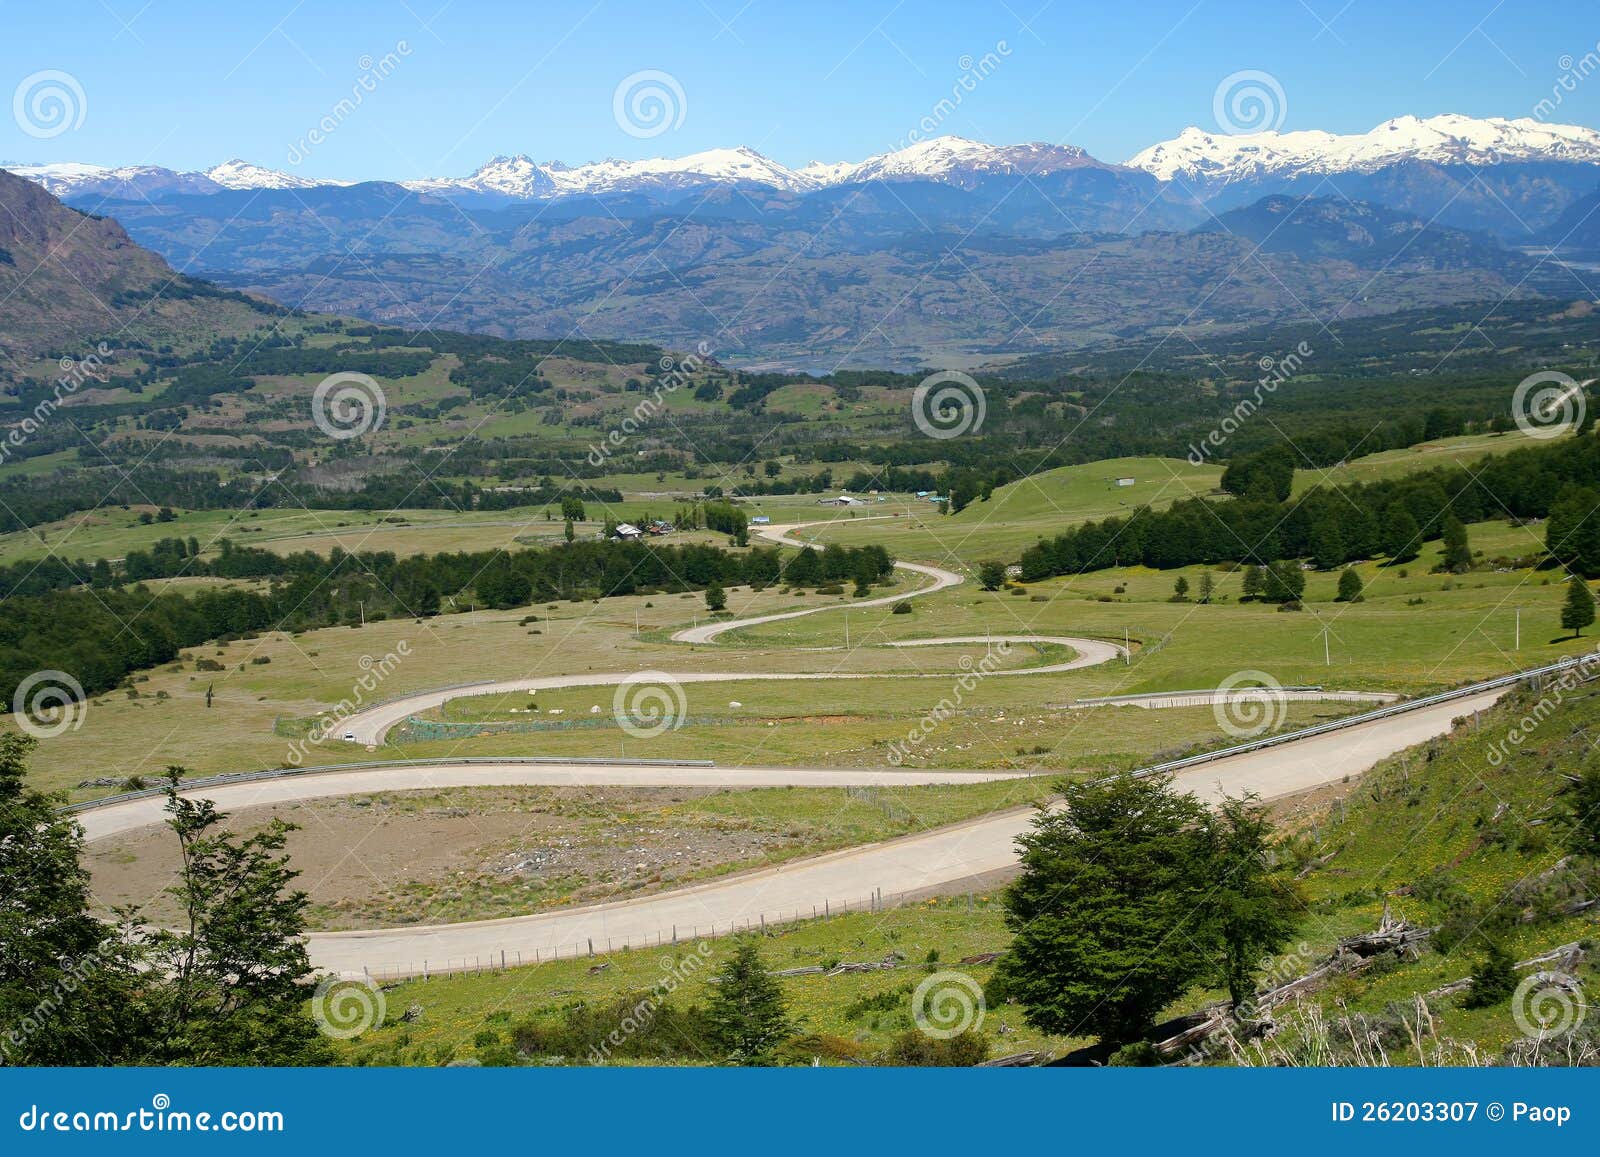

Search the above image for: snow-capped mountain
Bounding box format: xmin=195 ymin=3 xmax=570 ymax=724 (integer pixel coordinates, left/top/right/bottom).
xmin=838 ymin=137 xmax=1102 ymax=187
xmin=1128 ymin=114 xmax=1600 ymax=191
xmin=407 ymin=145 xmax=816 ymax=201
xmin=11 ymin=116 xmax=1600 ymax=209
xmin=4 ymin=159 xmax=333 ymax=199
xmin=5 ymin=161 xmax=222 ymax=199
xmin=204 ymin=159 xmax=331 ymax=191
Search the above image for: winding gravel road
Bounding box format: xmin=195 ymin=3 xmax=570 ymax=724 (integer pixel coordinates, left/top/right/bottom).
xmin=76 ymin=516 xmax=1510 ymax=976
xmin=339 ymin=519 xmax=1125 ymax=743
xmin=304 ymin=687 xmax=1506 ymax=975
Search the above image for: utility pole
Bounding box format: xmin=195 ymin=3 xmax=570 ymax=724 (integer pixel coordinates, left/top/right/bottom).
xmin=1123 ymin=626 xmax=1130 ymax=665
xmin=1322 ymin=625 xmax=1331 ymax=666
xmin=1515 ymin=608 xmax=1521 ymax=651
xmin=359 ymin=600 xmax=365 ymax=626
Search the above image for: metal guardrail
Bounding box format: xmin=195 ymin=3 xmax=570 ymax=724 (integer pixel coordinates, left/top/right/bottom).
xmin=1130 ymin=651 xmax=1600 ymax=781
xmin=1073 ymin=685 xmax=1329 ymax=705
xmin=64 ymin=754 xmax=718 ymax=814
xmin=65 ymin=652 xmax=1600 ymax=815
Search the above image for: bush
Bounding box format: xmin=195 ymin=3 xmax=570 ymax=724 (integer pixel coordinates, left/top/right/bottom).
xmin=510 ymin=993 xmax=717 ymax=1063
xmin=892 ymin=600 xmax=912 ymax=614
xmin=1463 ymin=941 xmax=1518 ymax=1009
xmin=1107 ymin=1041 xmax=1163 ymax=1066
xmin=876 ymin=1029 xmax=990 ymax=1066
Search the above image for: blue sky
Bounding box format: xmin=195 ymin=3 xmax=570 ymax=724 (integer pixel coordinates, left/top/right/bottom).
xmin=1 ymin=0 xmax=1596 ymax=178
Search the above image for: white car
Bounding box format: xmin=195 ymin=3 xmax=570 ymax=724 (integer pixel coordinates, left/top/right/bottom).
xmin=342 ymin=731 xmax=357 ymax=742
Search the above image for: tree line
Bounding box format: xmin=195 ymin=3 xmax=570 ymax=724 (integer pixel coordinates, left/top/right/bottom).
xmin=0 ymin=538 xmax=894 ymax=712
xmin=1017 ymin=436 xmax=1600 ymax=581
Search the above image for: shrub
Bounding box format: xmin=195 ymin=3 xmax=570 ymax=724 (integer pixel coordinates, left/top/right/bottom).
xmin=1107 ymin=1041 xmax=1163 ymax=1066
xmin=891 ymin=600 xmax=912 ymax=614
xmin=876 ymin=1029 xmax=990 ymax=1066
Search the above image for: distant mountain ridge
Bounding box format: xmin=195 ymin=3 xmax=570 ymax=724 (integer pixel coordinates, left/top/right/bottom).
xmin=13 ymin=113 xmax=1600 ymax=209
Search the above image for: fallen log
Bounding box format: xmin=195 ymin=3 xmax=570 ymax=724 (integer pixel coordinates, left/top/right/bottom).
xmin=978 ymin=1050 xmax=1051 ymax=1067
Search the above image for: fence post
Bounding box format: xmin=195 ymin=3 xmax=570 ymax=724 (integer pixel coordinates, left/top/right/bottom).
xmin=588 ymin=938 xmax=594 ymax=958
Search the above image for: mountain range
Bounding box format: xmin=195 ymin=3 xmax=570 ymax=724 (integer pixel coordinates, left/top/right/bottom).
xmin=6 ymin=113 xmax=1599 ymax=369
xmin=12 ymin=114 xmax=1600 ymax=214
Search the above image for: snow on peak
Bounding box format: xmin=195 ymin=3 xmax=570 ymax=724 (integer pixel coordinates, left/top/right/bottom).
xmin=204 ymin=159 xmax=328 ymax=190
xmin=1128 ymin=113 xmax=1600 ymax=187
xmin=843 ymin=136 xmax=1097 ymax=186
xmin=16 ymin=115 xmax=1600 ymax=206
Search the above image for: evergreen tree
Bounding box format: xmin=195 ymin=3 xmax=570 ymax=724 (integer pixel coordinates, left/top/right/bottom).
xmin=705 ymin=582 xmax=727 ymax=612
xmin=1336 ymin=567 xmax=1364 ymax=603
xmin=1309 ymin=515 xmax=1346 ymax=570
xmin=1546 ymin=485 xmax=1600 ymax=578
xmin=1440 ymin=516 xmax=1472 ymax=573
xmin=1240 ymin=565 xmax=1264 ymax=601
xmin=1200 ymin=795 xmax=1301 ymax=1010
xmin=1172 ymin=575 xmax=1190 ymax=601
xmin=1261 ymin=560 xmax=1306 ymax=603
xmin=1463 ymin=940 xmax=1518 ymax=1009
xmin=0 ymin=735 xmax=140 ymax=1065
xmin=1560 ymin=763 xmax=1600 ymax=860
xmin=704 ymin=938 xmax=792 ymax=1065
xmin=990 ymin=773 xmax=1214 ymax=1046
xmin=784 ymin=546 xmax=822 ymax=586
xmin=134 ymin=773 xmax=329 ymax=1065
xmin=1382 ymin=503 xmax=1422 ymax=562
xmin=1561 ymin=575 xmax=1595 ymax=636
xmin=1219 ymin=447 xmax=1295 ymax=503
